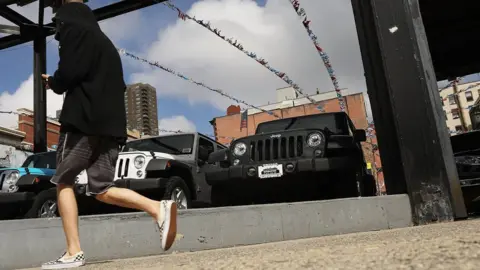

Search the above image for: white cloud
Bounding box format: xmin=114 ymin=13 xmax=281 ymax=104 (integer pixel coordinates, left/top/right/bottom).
xmin=0 ymin=74 xmax=64 ymax=128
xmin=130 ymin=0 xmax=368 ymax=113
xmin=158 ymin=115 xmax=197 ymax=134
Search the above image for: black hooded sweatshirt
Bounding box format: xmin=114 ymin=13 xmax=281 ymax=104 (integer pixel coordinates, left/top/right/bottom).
xmin=49 ymin=2 xmax=127 ymax=140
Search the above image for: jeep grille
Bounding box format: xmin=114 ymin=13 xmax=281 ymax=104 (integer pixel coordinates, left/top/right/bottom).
xmin=116 ymin=158 xmax=130 ymax=178
xmin=250 ymin=136 xmax=304 ymax=161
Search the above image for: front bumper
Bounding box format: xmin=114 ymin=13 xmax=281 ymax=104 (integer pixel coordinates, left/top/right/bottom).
xmin=0 ymin=192 xmax=35 ymax=204
xmin=114 ymin=177 xmax=169 ymax=191
xmin=205 ymin=156 xmax=357 ymax=185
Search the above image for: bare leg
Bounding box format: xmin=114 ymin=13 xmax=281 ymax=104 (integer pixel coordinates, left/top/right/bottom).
xmin=96 ymin=187 xmax=160 ymax=220
xmin=57 ymin=184 xmax=82 ymax=256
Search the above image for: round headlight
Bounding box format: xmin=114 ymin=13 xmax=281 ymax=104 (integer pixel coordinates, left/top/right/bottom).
xmin=233 ymin=142 xmax=247 ymax=156
xmin=134 ymin=155 xmax=146 ymax=169
xmin=307 ymin=133 xmax=323 ymax=147
xmin=5 ymin=171 xmax=20 ymax=185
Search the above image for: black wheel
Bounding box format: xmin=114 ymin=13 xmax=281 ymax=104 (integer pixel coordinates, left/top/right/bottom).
xmin=162 ymin=176 xmax=192 ymax=210
xmin=361 ymin=174 xmax=377 ymax=196
xmin=211 ymin=184 xmax=235 ymax=207
xmin=326 ymin=171 xmax=359 ymax=199
xmin=25 ymin=188 xmax=58 ymax=219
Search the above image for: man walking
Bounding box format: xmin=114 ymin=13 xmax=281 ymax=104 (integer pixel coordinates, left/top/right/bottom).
xmin=41 ymin=1 xmax=177 ymax=268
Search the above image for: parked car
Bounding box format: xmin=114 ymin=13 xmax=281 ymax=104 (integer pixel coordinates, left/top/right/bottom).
xmin=451 ymin=130 xmax=480 ymax=213
xmin=0 ymin=151 xmax=61 ymax=219
xmin=205 ymin=112 xmax=377 ymax=206
xmin=109 ymin=132 xmax=226 ymax=209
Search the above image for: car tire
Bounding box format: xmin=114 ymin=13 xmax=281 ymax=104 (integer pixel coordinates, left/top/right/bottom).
xmin=211 ymin=184 xmax=233 ymax=207
xmin=25 ymin=188 xmax=58 ymax=219
xmin=361 ymin=174 xmax=377 ymax=197
xmin=162 ymin=176 xmax=192 ymax=210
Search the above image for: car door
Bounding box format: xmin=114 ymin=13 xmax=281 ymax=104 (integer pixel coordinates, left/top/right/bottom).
xmin=192 ymin=135 xmax=217 ymax=206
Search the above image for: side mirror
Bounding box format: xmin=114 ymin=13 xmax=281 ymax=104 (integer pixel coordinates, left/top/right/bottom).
xmin=207 ymin=148 xmax=230 ymax=164
xmin=354 ymin=129 xmax=367 ymax=142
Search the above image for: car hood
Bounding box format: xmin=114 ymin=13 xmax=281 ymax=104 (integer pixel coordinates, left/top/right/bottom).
xmin=0 ymin=167 xmax=56 ymax=176
xmin=120 ymin=151 xmax=178 ymax=160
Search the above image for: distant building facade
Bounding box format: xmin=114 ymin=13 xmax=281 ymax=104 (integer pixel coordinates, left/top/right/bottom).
xmin=440 ymin=80 xmax=480 ymax=133
xmin=125 ymin=83 xmax=159 ymax=136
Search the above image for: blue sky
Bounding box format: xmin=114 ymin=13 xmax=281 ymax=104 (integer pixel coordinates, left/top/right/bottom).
xmin=0 ymin=0 xmax=269 ymax=135
xmin=1 ymin=0 xmax=479 ymax=135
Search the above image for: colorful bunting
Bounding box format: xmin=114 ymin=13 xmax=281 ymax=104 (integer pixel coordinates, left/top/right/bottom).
xmin=162 ymin=1 xmax=318 ymax=104
xmin=442 ymin=82 xmax=480 ymax=101
xmin=288 ymin=0 xmax=346 ymax=112
xmin=117 ymin=48 xmax=282 ymax=119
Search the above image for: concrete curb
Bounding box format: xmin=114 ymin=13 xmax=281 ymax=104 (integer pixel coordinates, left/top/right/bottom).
xmin=0 ymin=195 xmax=412 ymax=269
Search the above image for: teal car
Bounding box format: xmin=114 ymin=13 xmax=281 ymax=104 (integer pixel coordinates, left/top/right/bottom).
xmin=0 ymin=151 xmax=59 ymax=219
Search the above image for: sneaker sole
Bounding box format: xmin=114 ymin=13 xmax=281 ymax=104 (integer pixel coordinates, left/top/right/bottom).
xmin=161 ymin=201 xmax=178 ymax=251
xmin=42 ymin=260 xmax=85 ymax=269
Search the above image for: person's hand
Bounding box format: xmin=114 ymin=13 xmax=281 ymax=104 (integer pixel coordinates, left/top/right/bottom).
xmin=41 ymin=74 xmax=51 ymax=89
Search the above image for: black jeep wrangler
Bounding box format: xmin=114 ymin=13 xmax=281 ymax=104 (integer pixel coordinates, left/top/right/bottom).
xmin=451 ymin=130 xmax=480 ymax=213
xmin=205 ymin=112 xmax=377 ymax=206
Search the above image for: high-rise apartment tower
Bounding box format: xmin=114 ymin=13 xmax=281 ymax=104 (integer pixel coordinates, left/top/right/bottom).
xmin=125 ymin=83 xmax=159 ymax=136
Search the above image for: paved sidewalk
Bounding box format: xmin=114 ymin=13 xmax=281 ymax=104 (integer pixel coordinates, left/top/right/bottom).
xmin=23 ymin=219 xmax=480 ymax=270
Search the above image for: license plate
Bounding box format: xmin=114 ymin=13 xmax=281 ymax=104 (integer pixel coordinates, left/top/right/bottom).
xmin=258 ymin=163 xmax=283 ymax=179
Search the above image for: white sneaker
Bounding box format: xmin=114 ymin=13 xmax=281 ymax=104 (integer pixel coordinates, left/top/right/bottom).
xmin=156 ymin=200 xmax=178 ymax=251
xmin=42 ymin=251 xmax=86 ymax=269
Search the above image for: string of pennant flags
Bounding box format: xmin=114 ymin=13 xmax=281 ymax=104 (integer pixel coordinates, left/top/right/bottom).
xmin=0 ymin=110 xmax=59 ymax=122
xmin=162 ymin=1 xmax=319 ymax=106
xmin=438 ymin=77 xmax=463 ymax=92
xmin=288 ymin=0 xmax=345 ymax=112
xmin=117 ymin=48 xmax=282 ymax=119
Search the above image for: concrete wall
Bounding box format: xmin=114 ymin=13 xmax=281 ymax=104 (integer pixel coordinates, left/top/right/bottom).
xmin=0 ymin=195 xmax=412 ymax=269
xmin=0 ymin=144 xmax=31 ymax=168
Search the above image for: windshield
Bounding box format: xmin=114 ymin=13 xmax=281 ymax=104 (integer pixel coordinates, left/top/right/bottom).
xmin=21 ymin=152 xmax=57 ymax=169
xmin=123 ymin=134 xmax=194 ymax=155
xmin=255 ymin=113 xmax=350 ymax=135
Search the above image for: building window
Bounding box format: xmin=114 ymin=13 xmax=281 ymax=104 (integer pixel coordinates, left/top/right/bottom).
xmin=465 ymin=91 xmax=474 ymax=102
xmin=451 ymin=108 xmax=460 ymax=119
xmin=455 ymin=125 xmax=463 ymax=132
xmin=448 ymin=95 xmax=456 ymax=105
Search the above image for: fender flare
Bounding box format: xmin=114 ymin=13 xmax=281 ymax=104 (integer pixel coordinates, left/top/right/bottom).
xmin=145 ymin=159 xmax=197 ymax=199
xmin=16 ymin=174 xmax=53 ymax=187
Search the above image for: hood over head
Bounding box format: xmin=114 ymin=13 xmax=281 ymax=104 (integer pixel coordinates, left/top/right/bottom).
xmin=53 ymin=2 xmax=99 ymax=40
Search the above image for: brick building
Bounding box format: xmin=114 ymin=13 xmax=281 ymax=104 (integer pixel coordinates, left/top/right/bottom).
xmin=210 ymin=88 xmax=370 ymax=144
xmin=14 ymin=108 xmax=141 ymax=152
xmin=17 ymin=108 xmax=60 ymax=150
xmin=209 ymin=87 xmax=385 ymax=194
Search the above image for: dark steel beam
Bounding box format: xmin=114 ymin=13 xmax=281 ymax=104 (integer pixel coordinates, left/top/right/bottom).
xmin=0 ymin=0 xmax=166 ymax=50
xmin=33 ymin=0 xmax=46 ymax=153
xmin=0 ymin=0 xmax=20 ymax=6
xmin=0 ymin=6 xmax=34 ymax=25
xmin=350 ymin=0 xmax=467 ymax=224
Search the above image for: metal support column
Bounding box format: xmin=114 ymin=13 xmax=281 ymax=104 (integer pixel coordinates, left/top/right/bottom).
xmin=33 ymin=0 xmax=47 ymax=153
xmin=350 ymin=0 xmax=467 ymax=224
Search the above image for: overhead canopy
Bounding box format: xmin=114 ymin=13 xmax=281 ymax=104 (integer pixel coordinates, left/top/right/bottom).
xmin=0 ymin=0 xmax=166 ymax=49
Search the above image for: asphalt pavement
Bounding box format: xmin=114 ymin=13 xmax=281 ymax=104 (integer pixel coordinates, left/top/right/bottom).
xmin=21 ymin=219 xmax=480 ymax=270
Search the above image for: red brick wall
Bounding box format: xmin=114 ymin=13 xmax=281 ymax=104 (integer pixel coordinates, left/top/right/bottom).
xmin=18 ymin=114 xmax=60 ymax=149
xmin=214 ymin=93 xmax=369 ymax=144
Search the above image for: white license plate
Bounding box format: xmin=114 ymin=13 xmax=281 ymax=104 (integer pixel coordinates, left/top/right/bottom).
xmin=258 ymin=163 xmax=283 ymax=179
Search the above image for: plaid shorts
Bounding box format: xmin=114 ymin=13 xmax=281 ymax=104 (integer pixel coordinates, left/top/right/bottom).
xmin=50 ymin=132 xmax=121 ymax=196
